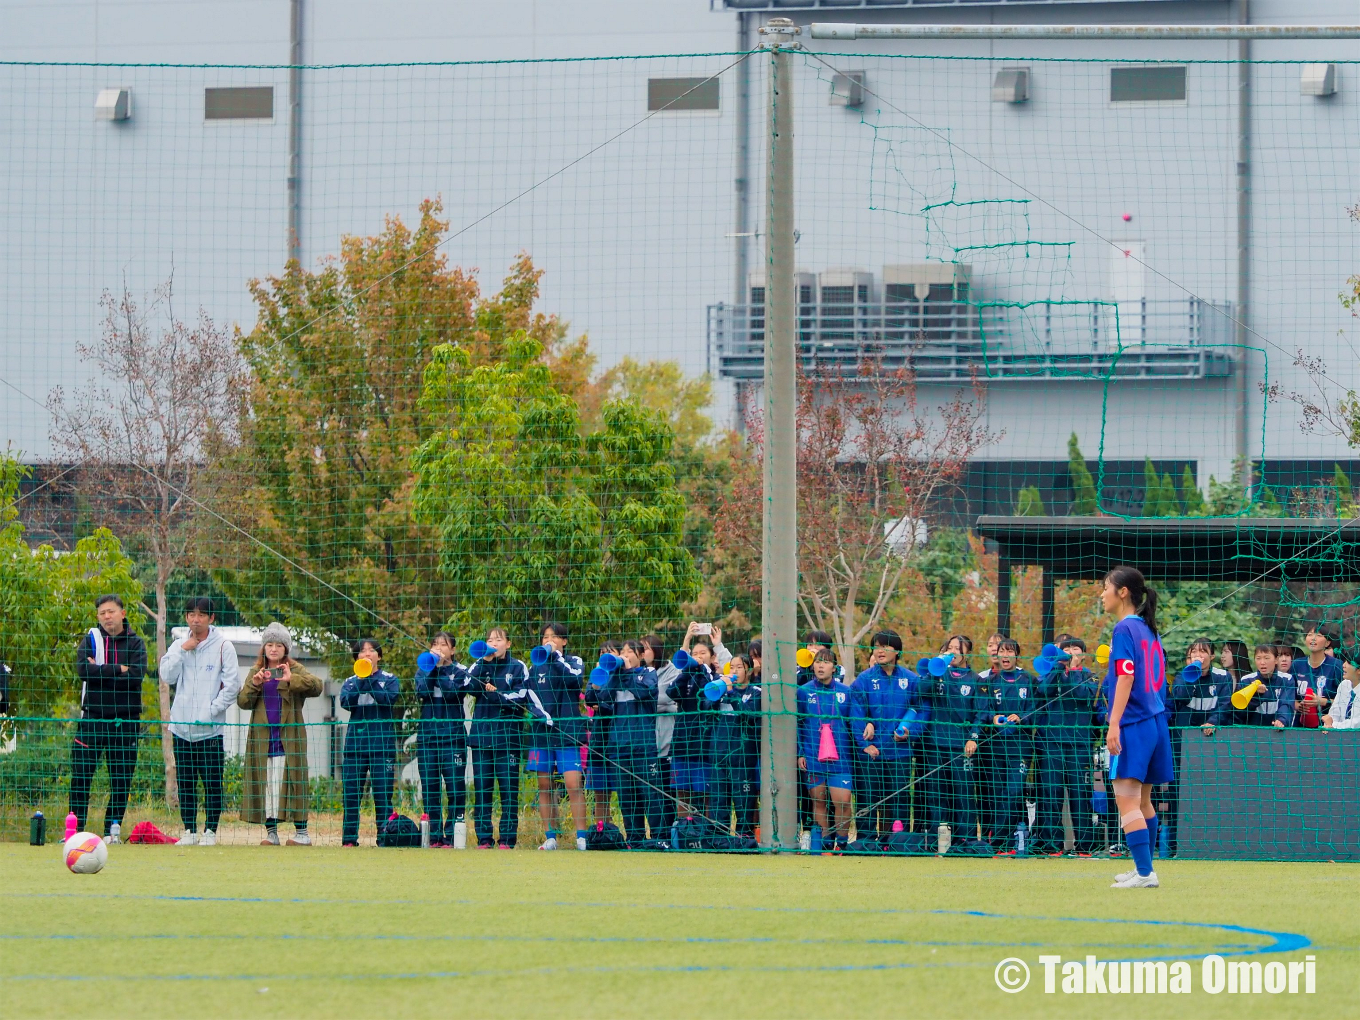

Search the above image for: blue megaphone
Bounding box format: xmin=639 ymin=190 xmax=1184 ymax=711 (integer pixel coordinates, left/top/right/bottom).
xmin=672 ymin=648 xmax=693 ymax=671
xmin=1041 ymin=642 xmax=1072 ymax=662
xmin=530 ymin=645 xmax=550 ymax=667
xmin=1182 ymin=660 xmax=1203 ymax=682
xmin=598 ymin=652 xmax=620 ymax=672
xmin=928 ymin=655 xmax=949 ymax=677
xmin=993 ymin=714 xmax=1010 ymax=726
xmin=416 ymin=651 xmax=438 ymax=672
xmin=703 ymin=678 xmax=728 ymax=702
xmin=469 ymin=639 xmax=490 ymax=660
xmin=590 ymin=666 xmax=611 ymax=688
xmin=894 ymin=708 xmax=919 ymax=740
xmin=916 ymin=657 xmax=932 ymax=676
xmin=1032 ymin=656 xmax=1054 ymax=676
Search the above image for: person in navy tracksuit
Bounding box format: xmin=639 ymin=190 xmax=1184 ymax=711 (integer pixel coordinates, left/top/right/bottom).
xmin=798 ymin=649 xmax=855 ymax=849
xmin=525 ymin=622 xmax=588 ymax=851
xmin=981 ymin=638 xmax=1037 ymax=851
xmin=922 ymin=635 xmax=985 ymax=845
xmin=586 ymin=640 xmax=659 ymax=841
xmin=1291 ymin=624 xmax=1343 ymax=729
xmin=340 ymin=638 xmax=401 ymax=846
xmin=706 ymin=653 xmax=762 ymax=837
xmin=1162 ymin=637 xmax=1227 ymax=856
xmin=466 ymin=628 xmax=532 ymax=848
xmin=1213 ymin=644 xmax=1296 ymax=729
xmin=667 ymin=636 xmax=718 ymax=820
xmin=586 ymin=640 xmax=622 ymax=825
xmin=1031 ymin=635 xmax=1101 ymax=856
xmin=414 ymin=631 xmax=470 ymax=847
xmin=849 ymin=630 xmax=924 ymax=841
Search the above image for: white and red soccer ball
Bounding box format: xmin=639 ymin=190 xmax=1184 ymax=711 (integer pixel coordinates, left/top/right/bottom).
xmin=63 ymin=831 xmax=108 ymax=874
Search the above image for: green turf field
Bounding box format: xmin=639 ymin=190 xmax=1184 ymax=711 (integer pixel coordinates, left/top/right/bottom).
xmin=1 ymin=845 xmax=1355 ymax=1019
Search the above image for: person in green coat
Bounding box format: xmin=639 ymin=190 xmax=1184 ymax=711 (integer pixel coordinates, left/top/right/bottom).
xmin=237 ymin=623 xmax=323 ymax=845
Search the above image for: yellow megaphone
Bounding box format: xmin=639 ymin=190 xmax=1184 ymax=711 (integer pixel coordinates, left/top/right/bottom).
xmin=1231 ymin=678 xmax=1264 ymax=711
xmin=723 ymin=661 xmax=732 ymax=676
xmin=353 ymin=658 xmax=373 ymax=678
xmin=1095 ymin=644 xmax=1111 ymax=666
xmin=796 ymin=647 xmax=815 ymax=669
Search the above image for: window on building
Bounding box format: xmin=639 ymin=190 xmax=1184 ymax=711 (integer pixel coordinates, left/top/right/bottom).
xmin=647 ymin=77 xmax=720 ymax=112
xmin=1110 ymin=66 xmax=1187 ymax=103
xmin=205 ymin=86 xmax=274 ymax=120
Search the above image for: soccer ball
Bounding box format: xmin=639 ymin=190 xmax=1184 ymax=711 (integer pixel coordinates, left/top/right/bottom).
xmin=64 ymin=831 xmax=108 ymax=874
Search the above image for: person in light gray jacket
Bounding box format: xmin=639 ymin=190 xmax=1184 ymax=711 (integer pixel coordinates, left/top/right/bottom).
xmin=159 ymin=597 xmax=239 ymax=846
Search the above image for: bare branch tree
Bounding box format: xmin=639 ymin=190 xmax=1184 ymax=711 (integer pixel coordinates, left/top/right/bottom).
xmin=47 ymin=276 xmax=244 ymax=805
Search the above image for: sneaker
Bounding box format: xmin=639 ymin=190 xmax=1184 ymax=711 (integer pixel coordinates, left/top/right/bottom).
xmin=477 ymin=841 xmax=495 ymax=850
xmin=286 ymin=832 xmax=312 ymax=846
xmin=576 ymin=836 xmax=588 ymax=851
xmin=497 ymin=842 xmax=513 ymax=850
xmin=199 ymin=830 xmax=217 ymax=847
xmin=175 ymin=831 xmax=197 ymax=846
xmin=104 ymin=822 xmax=121 ymax=846
xmin=342 ymin=841 xmax=359 ymax=847
xmin=538 ymin=837 xmax=558 ymax=851
xmin=261 ymin=830 xmax=280 ymax=846
xmin=1111 ymin=870 xmax=1160 ymax=889
xmin=1113 ymin=867 xmax=1138 ymax=883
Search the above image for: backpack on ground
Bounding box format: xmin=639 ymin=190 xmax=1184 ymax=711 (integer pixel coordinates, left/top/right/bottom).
xmin=377 ymin=813 xmax=422 ymax=847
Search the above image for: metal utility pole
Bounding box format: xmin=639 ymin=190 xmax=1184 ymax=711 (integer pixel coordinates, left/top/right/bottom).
xmin=287 ymin=0 xmax=303 ymax=265
xmin=1234 ymin=0 xmax=1252 ymax=490
xmin=758 ymin=16 xmax=799 ymax=852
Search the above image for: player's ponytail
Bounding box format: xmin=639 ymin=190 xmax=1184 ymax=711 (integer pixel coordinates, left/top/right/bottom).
xmin=1105 ymin=565 xmax=1159 ymax=634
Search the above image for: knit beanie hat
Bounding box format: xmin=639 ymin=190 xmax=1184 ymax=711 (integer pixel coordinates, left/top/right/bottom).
xmin=260 ymin=621 xmax=292 ymax=657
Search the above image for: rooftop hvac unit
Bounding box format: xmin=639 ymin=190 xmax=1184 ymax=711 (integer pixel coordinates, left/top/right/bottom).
xmin=818 ymin=268 xmax=873 ymax=344
xmin=747 ymin=269 xmax=816 ymax=308
xmin=1300 ymin=63 xmax=1337 ymax=96
xmin=882 ymin=264 xmax=974 ymax=344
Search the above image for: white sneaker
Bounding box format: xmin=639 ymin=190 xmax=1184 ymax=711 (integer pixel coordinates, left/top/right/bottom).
xmin=176 ymin=831 xmax=197 ymax=846
xmin=538 ymin=837 xmax=558 ymax=851
xmin=1113 ymin=868 xmax=1137 ymax=883
xmin=576 ymin=836 xmax=588 ymax=851
xmin=1111 ymin=870 xmax=1159 ymax=889
xmin=104 ymin=822 xmax=121 ymax=846
xmin=286 ymin=832 xmax=311 ymax=846
xmin=199 ymin=830 xmax=217 ymax=847
xmin=261 ymin=829 xmax=280 ymax=846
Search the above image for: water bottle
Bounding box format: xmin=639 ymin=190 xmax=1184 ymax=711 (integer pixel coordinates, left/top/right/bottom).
xmin=29 ymin=811 xmax=45 ymax=846
xmin=420 ymin=813 xmax=430 ymax=849
xmin=1015 ymin=823 xmax=1027 ymax=855
xmin=798 ymin=829 xmax=811 ymax=851
xmin=936 ymin=823 xmax=951 ymax=856
xmin=809 ymin=826 xmax=823 ymax=852
xmin=64 ymin=812 xmax=78 ymax=841
xmin=453 ymin=818 xmax=467 ymax=850
xmin=670 ymin=820 xmax=680 ymax=850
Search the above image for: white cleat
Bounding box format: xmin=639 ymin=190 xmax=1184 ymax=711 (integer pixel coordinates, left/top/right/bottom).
xmin=199 ymin=830 xmax=217 ymax=847
xmin=537 ymin=837 xmax=558 ymax=851
xmin=1113 ymin=868 xmax=1138 ymax=883
xmin=1111 ymin=870 xmax=1159 ymax=889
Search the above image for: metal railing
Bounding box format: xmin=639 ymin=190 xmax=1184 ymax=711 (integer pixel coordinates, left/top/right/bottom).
xmin=708 ymin=298 xmax=1235 ymax=382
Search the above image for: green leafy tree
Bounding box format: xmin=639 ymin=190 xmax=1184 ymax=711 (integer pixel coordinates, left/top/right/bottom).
xmin=205 ymin=202 xmax=579 ymax=669
xmin=0 ymin=457 xmax=145 ymax=717
xmin=1334 ymin=463 xmax=1355 ymax=516
xmin=1016 ymin=485 xmax=1046 ymax=516
xmin=410 ymin=334 xmax=701 ymax=649
xmin=1180 ymin=465 xmax=1207 ymax=516
xmin=1067 ymin=432 xmax=1099 ymax=515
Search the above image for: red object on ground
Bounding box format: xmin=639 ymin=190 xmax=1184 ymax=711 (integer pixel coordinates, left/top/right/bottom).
xmin=126 ymin=821 xmax=176 ymax=844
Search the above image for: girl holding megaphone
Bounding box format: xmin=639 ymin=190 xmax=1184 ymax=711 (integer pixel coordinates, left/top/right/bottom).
xmin=465 ymin=628 xmax=530 ymax=849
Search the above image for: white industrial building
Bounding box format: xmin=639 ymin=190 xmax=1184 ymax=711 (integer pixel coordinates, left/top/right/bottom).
xmin=2 ymin=0 xmax=1357 ymax=517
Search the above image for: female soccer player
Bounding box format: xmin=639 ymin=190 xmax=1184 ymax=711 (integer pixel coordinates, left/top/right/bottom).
xmin=1101 ymin=565 xmax=1171 ymax=889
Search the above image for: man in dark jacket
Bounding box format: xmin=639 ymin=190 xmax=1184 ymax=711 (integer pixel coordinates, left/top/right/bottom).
xmin=70 ymin=594 xmax=147 ymax=843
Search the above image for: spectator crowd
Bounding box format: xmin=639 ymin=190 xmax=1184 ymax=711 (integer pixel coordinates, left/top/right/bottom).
xmin=58 ymin=594 xmax=1360 ymax=853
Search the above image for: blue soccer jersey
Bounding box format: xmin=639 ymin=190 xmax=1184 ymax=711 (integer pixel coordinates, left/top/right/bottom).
xmin=1102 ymin=615 xmax=1167 ymax=727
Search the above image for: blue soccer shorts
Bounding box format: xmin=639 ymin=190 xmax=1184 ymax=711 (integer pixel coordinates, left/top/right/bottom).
xmin=1110 ymin=715 xmax=1174 ymax=786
